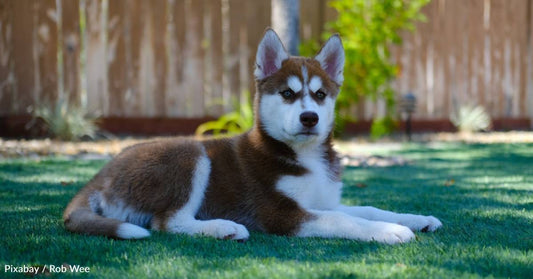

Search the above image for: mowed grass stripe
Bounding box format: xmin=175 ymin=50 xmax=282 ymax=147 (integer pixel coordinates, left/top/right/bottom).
xmin=0 ymin=143 xmax=531 ymax=278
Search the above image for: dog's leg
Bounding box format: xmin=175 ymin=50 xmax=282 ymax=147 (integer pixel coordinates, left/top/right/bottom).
xmin=157 ymin=153 xmax=249 ymax=241
xmin=297 ymin=210 xmax=415 ymax=244
xmin=336 ymin=205 xmax=442 ymax=232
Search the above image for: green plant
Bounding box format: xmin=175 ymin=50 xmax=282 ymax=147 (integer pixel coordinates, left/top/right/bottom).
xmin=370 ymin=116 xmax=399 ymax=140
xmin=32 ymin=99 xmax=98 ymax=141
xmin=195 ymin=91 xmax=254 ymax=137
xmin=450 ymin=105 xmax=491 ymax=133
xmin=301 ymin=0 xmax=429 ymax=137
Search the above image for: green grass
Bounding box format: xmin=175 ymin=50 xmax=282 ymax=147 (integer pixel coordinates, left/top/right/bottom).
xmin=1 ymin=143 xmax=532 ymax=278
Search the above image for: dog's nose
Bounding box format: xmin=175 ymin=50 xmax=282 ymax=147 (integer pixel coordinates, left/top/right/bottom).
xmin=300 ymin=111 xmax=319 ymax=128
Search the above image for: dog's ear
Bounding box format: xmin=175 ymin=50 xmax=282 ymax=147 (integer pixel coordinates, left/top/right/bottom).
xmin=315 ymin=35 xmax=344 ymax=85
xmin=254 ymin=28 xmax=289 ymax=80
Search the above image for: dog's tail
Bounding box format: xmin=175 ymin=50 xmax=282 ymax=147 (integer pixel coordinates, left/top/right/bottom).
xmin=63 ymin=189 xmax=150 ymax=240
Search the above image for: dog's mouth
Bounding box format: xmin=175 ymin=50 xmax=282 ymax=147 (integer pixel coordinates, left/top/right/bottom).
xmin=296 ymin=131 xmax=318 ymax=136
xmin=281 ymin=128 xmax=320 ymax=143
xmin=283 ymin=128 xmax=319 ymax=137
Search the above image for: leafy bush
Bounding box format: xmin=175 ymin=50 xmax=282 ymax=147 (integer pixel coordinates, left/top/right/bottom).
xmin=195 ymin=91 xmax=254 ymax=137
xmin=301 ymin=0 xmax=429 ymax=136
xmin=32 ymin=99 xmax=98 ymax=141
xmin=450 ymin=105 xmax=491 ymax=133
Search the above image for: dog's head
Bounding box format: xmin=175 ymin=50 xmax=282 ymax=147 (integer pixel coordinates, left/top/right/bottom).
xmin=254 ymin=28 xmax=344 ymax=149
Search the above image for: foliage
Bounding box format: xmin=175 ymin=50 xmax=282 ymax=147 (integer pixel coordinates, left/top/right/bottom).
xmin=301 ymin=0 xmax=429 ymax=136
xmin=1 ymin=143 xmax=532 ymax=278
xmin=369 ymin=116 xmax=399 ymax=140
xmin=195 ymin=91 xmax=254 ymax=137
xmin=450 ymin=105 xmax=491 ymax=133
xmin=32 ymin=99 xmax=98 ymax=141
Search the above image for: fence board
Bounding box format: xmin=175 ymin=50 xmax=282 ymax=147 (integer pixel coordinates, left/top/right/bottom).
xmin=166 ymin=0 xmax=186 ymax=117
xmin=226 ymin=0 xmax=245 ymax=110
xmin=521 ymin=0 xmax=533 ymax=119
xmin=183 ymin=0 xmax=205 ymax=117
xmin=467 ymin=0 xmax=484 ymax=110
xmin=36 ymin=0 xmax=58 ymax=107
xmin=108 ymin=0 xmax=146 ymax=117
xmin=61 ymin=0 xmax=80 ymax=106
xmin=512 ymin=0 xmax=528 ymax=117
xmin=489 ymin=0 xmax=505 ymax=117
xmin=11 ymin=0 xmax=36 ymax=114
xmin=127 ymin=0 xmax=144 ymax=117
xmin=246 ymin=0 xmax=271 ymax=99
xmin=300 ymin=0 xmax=323 ymax=44
xmin=85 ymin=0 xmax=107 ymax=115
xmin=204 ymin=0 xmax=224 ymax=116
xmin=0 ymin=0 xmax=14 ymax=115
xmin=148 ymin=0 xmax=168 ymax=117
xmin=107 ymin=0 xmax=126 ymax=115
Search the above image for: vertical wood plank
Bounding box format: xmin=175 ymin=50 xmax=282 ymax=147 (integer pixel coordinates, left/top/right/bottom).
xmin=226 ymin=0 xmax=245 ymax=110
xmin=147 ymin=0 xmax=168 ymax=117
xmin=204 ymin=0 xmax=224 ymax=116
xmin=0 ymin=0 xmax=14 ymax=115
xmin=489 ymin=0 xmax=505 ymax=117
xmin=431 ymin=0 xmax=445 ymax=118
xmin=467 ymin=0 xmax=484 ymax=109
xmin=126 ymin=0 xmax=143 ymax=117
xmin=36 ymin=0 xmax=58 ymax=107
xmin=85 ymin=0 xmax=108 ymax=115
xmin=511 ymin=0 xmax=528 ymax=117
xmin=61 ymin=0 xmax=80 ymax=106
xmin=502 ymin=1 xmax=514 ymax=117
xmin=482 ymin=0 xmax=491 ymax=115
xmin=246 ymin=0 xmax=271 ymax=98
xmin=299 ymin=0 xmax=323 ymax=44
xmin=108 ymin=0 xmax=144 ymax=117
xmin=424 ymin=1 xmax=439 ymax=117
xmin=11 ymin=0 xmax=35 ymax=114
xmin=526 ymin=0 xmax=533 ymax=119
xmin=442 ymin=0 xmax=455 ymax=117
xmin=455 ymin=0 xmax=469 ymax=112
xmin=413 ymin=3 xmax=431 ymax=118
xmin=107 ymin=0 xmax=126 ymax=116
xmin=184 ymin=0 xmax=205 ymax=117
xmin=165 ymin=0 xmax=186 ymax=117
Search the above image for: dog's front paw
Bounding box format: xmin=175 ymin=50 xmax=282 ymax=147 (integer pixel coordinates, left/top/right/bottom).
xmin=201 ymin=219 xmax=250 ymax=241
xmin=400 ymin=215 xmax=442 ymax=232
xmin=366 ymin=222 xmax=415 ymax=244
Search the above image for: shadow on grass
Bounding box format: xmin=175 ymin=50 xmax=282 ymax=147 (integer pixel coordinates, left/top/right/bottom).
xmin=1 ymin=144 xmax=531 ymax=278
xmin=339 ymin=143 xmax=533 ymax=277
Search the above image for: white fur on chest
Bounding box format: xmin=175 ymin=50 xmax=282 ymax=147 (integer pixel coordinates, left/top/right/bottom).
xmin=275 ymin=149 xmax=342 ymax=210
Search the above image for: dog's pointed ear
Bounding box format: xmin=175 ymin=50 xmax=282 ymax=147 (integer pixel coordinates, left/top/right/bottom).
xmin=254 ymin=28 xmax=289 ymax=80
xmin=315 ymin=34 xmax=345 ymax=85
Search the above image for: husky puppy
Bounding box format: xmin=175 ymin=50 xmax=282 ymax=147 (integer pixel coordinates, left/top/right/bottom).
xmin=64 ymin=29 xmax=441 ymax=244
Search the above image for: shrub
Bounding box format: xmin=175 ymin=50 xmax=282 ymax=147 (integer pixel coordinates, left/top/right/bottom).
xmin=450 ymin=105 xmax=491 ymax=133
xmin=195 ymin=91 xmax=254 ymax=137
xmin=301 ymin=0 xmax=429 ymax=136
xmin=32 ymin=99 xmax=98 ymax=141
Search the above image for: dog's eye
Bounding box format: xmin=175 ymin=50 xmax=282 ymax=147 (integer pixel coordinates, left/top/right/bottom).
xmin=316 ymin=90 xmax=326 ymax=100
xmin=280 ymin=89 xmax=295 ymax=99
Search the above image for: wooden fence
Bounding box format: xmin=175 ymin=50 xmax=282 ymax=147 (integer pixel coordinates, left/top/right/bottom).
xmin=0 ymin=0 xmax=532 ymax=126
xmin=391 ymin=0 xmax=533 ymax=121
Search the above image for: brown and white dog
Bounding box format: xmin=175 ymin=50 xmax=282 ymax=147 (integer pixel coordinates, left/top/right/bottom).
xmin=64 ymin=29 xmax=441 ymax=244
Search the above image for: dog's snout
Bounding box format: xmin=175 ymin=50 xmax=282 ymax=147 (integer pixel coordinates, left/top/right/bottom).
xmin=300 ymin=111 xmax=319 ymax=128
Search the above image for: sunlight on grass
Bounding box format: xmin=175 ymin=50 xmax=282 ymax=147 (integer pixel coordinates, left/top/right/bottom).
xmin=0 ymin=143 xmax=532 ymax=278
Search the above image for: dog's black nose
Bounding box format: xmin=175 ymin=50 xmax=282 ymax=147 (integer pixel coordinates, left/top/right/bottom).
xmin=300 ymin=111 xmax=319 ymax=128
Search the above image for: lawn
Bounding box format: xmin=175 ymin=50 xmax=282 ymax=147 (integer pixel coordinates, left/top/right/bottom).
xmin=1 ymin=142 xmax=532 ymax=278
